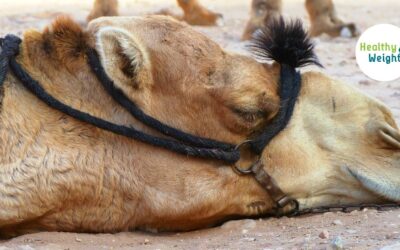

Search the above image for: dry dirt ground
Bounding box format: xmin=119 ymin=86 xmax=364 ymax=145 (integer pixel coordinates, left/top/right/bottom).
xmin=0 ymin=0 xmax=399 ymax=249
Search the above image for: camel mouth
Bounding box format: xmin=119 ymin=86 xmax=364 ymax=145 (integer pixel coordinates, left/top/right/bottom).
xmin=347 ymin=167 xmax=400 ymax=203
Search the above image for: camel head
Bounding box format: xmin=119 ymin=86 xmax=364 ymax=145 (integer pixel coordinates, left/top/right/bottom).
xmin=86 ymin=16 xmax=399 ymax=211
xmin=86 ymin=15 xmax=281 ymax=143
xmin=260 ymin=70 xmax=400 ymax=210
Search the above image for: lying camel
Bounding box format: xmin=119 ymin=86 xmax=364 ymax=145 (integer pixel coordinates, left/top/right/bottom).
xmin=87 ymin=0 xmax=358 ymax=39
xmin=0 ymin=15 xmax=399 ymax=238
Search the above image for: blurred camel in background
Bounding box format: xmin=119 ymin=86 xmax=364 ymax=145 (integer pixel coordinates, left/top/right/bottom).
xmin=87 ymin=0 xmax=223 ymax=26
xmin=88 ymin=0 xmax=358 ymax=39
xmin=242 ymin=0 xmax=358 ymax=39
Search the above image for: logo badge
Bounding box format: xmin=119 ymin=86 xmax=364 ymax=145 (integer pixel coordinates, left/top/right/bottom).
xmin=356 ymin=24 xmax=400 ymax=82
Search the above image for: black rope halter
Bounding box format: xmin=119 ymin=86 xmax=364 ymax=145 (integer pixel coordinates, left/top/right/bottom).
xmin=0 ymin=34 xmax=302 ymax=215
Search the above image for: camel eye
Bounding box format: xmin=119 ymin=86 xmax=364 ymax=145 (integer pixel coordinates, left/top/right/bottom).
xmin=232 ymin=108 xmax=265 ymax=123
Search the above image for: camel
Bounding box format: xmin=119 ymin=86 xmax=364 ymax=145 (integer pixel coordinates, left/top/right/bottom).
xmin=87 ymin=0 xmax=359 ymax=39
xmin=0 ymin=15 xmax=399 ymax=238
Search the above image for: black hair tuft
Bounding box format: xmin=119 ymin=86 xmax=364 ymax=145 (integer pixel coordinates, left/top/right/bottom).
xmin=248 ymin=17 xmax=322 ymax=68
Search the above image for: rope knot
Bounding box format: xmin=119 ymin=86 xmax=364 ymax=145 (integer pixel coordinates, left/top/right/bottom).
xmin=0 ymin=34 xmax=22 ymax=86
xmin=1 ymin=35 xmax=22 ymax=58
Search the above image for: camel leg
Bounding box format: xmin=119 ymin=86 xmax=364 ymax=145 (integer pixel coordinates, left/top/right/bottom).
xmin=0 ymin=162 xmax=52 ymax=238
xmin=176 ymin=0 xmax=223 ymax=26
xmin=305 ymin=0 xmax=358 ymax=37
xmin=87 ymin=0 xmax=119 ymax=22
xmin=242 ymin=0 xmax=282 ymax=40
xmin=0 ymin=157 xmax=99 ymax=238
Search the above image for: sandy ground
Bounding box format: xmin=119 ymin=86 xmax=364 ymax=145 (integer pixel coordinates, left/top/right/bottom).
xmin=0 ymin=0 xmax=399 ymax=249
xmin=2 ymin=209 xmax=400 ymax=249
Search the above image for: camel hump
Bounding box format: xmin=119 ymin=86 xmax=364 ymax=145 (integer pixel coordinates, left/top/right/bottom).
xmin=248 ymin=17 xmax=322 ymax=69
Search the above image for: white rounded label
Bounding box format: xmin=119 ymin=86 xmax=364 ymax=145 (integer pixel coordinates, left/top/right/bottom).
xmin=356 ymin=24 xmax=400 ymax=82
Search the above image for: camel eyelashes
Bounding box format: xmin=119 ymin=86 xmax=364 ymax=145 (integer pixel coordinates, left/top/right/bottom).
xmin=232 ymin=107 xmax=266 ymax=123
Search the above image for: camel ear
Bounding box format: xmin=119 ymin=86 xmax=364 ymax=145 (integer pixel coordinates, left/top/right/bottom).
xmin=95 ymin=27 xmax=153 ymax=93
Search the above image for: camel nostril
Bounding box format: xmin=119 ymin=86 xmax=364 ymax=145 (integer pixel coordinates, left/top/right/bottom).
xmin=379 ymin=125 xmax=400 ymax=149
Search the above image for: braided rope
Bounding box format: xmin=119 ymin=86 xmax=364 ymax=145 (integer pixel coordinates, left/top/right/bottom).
xmin=0 ymin=35 xmax=22 ymax=86
xmin=250 ymin=65 xmax=302 ymax=154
